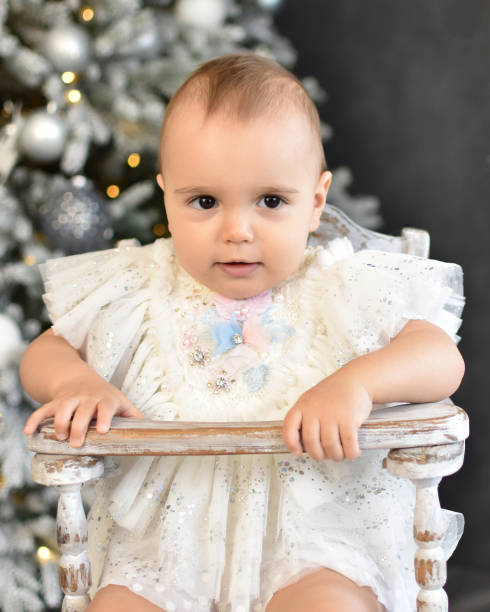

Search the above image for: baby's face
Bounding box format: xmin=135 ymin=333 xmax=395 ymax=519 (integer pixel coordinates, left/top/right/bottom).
xmin=158 ymin=101 xmax=331 ymax=299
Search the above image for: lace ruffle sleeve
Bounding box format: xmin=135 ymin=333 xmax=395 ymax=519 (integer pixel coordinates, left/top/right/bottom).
xmin=38 ymin=240 xmax=158 ymax=382
xmin=316 ymin=239 xmax=464 ymax=358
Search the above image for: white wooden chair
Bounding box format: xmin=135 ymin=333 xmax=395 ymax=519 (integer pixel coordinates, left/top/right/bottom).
xmin=25 ymin=204 xmax=469 ymax=612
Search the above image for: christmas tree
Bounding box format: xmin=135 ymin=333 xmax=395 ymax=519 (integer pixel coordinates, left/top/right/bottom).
xmin=0 ymin=1 xmax=381 ymax=608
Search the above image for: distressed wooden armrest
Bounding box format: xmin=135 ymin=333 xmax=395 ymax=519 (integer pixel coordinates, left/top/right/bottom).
xmin=26 ymin=402 xmax=468 ymax=456
xmin=25 ymin=402 xmax=469 ymax=612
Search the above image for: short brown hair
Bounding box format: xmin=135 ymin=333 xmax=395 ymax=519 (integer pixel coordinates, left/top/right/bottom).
xmin=159 ymin=52 xmax=327 ymax=176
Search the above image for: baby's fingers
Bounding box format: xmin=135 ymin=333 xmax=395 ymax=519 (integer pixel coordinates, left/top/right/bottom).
xmin=320 ymin=424 xmax=344 ymax=462
xmin=94 ymin=398 xmax=130 ymax=434
xmin=24 ymin=403 xmax=58 ymax=435
xmin=68 ymin=399 xmax=98 ymax=447
xmin=339 ymin=422 xmax=361 ymax=460
xmin=283 ymin=408 xmax=303 ymax=456
xmin=303 ymin=418 xmax=326 ymax=461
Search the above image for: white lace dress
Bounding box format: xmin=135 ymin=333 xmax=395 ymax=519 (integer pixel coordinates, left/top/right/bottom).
xmin=39 ymin=237 xmax=464 ymax=612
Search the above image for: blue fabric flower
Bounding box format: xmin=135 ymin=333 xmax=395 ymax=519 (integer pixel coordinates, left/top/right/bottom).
xmin=212 ymin=314 xmax=242 ymax=355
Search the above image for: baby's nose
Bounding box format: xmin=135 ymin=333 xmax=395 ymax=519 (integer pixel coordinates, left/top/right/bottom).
xmin=221 ymin=211 xmax=254 ymax=243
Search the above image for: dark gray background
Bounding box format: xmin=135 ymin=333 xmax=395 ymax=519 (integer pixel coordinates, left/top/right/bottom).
xmin=276 ymin=0 xmax=489 ymax=569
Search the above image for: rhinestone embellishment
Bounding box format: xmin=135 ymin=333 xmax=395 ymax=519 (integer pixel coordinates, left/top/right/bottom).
xmin=215 ymin=376 xmax=228 ymax=388
xmin=232 ymin=333 xmax=243 ymax=345
xmin=207 ymin=371 xmax=236 ymax=393
xmin=189 ymin=346 xmax=209 ymax=367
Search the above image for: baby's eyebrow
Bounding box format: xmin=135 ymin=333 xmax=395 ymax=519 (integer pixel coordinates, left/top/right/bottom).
xmin=174 ymin=185 xmax=300 ymax=195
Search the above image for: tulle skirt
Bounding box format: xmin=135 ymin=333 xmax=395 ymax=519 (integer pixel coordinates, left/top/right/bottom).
xmin=87 ymin=449 xmax=463 ymax=612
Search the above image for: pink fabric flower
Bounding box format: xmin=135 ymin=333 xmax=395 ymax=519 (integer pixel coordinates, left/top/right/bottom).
xmin=223 ymin=344 xmax=260 ymax=376
xmin=243 ymin=316 xmax=270 ymax=353
xmin=213 ymin=290 xmax=272 ymax=322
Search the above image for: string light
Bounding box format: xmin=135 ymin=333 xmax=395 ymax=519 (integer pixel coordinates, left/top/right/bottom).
xmin=80 ymin=6 xmax=95 ymax=22
xmin=23 ymin=254 xmax=36 ymax=266
xmin=127 ymin=153 xmax=141 ymax=168
xmin=37 ymin=546 xmax=53 ymax=563
xmin=61 ymin=71 xmax=76 ymax=84
xmin=106 ymin=185 xmax=120 ymax=199
xmin=153 ymin=223 xmax=167 ymax=237
xmin=66 ymin=89 xmax=82 ymax=104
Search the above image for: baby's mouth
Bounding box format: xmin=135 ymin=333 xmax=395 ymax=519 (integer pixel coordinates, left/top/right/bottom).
xmin=217 ymin=261 xmax=260 ymax=277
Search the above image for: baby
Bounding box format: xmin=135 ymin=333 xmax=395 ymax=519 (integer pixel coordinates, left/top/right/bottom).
xmin=21 ymin=53 xmax=464 ymax=612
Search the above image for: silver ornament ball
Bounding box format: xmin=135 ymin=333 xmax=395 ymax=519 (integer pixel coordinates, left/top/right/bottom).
xmin=117 ymin=22 xmax=162 ymax=59
xmin=39 ymin=180 xmax=113 ymax=254
xmin=175 ymin=0 xmax=228 ymax=29
xmin=133 ymin=24 xmax=162 ymax=59
xmin=19 ymin=110 xmax=67 ymax=164
xmin=43 ymin=25 xmax=91 ymax=73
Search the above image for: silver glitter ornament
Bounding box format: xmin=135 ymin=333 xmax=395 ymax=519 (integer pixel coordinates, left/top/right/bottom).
xmin=19 ymin=110 xmax=67 ymax=164
xmin=43 ymin=25 xmax=91 ymax=73
xmin=39 ymin=178 xmax=113 ymax=254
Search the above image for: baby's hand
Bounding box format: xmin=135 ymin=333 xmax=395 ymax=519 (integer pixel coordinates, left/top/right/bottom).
xmin=23 ymin=374 xmax=143 ymax=448
xmin=283 ymin=371 xmax=372 ymax=462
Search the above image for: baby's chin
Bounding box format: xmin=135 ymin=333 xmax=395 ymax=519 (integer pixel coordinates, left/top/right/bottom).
xmin=208 ymin=283 xmax=272 ymax=300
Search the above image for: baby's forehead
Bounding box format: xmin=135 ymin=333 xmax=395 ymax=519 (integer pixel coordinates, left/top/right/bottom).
xmin=163 ymin=96 xmax=311 ymax=140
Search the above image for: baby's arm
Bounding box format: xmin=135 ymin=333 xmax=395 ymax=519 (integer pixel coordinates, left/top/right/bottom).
xmin=21 ymin=329 xmax=142 ymax=447
xmin=283 ymin=319 xmax=465 ymax=462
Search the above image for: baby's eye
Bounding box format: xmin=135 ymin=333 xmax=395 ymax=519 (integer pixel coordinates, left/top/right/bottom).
xmin=189 ymin=196 xmax=217 ymax=210
xmin=257 ymin=195 xmax=285 ymax=209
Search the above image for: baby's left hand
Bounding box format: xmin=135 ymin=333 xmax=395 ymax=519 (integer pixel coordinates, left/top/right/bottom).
xmin=283 ymin=371 xmax=372 ymax=462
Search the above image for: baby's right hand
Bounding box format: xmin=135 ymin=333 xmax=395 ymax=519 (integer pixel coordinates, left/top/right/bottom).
xmin=23 ymin=374 xmax=143 ymax=448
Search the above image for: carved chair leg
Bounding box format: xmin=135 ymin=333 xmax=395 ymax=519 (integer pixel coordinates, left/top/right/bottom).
xmin=385 ymin=442 xmax=465 ymax=612
xmin=31 ymin=454 xmax=105 ymax=612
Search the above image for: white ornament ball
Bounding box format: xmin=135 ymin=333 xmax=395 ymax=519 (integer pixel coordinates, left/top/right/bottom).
xmin=43 ymin=25 xmax=91 ymax=73
xmin=0 ymin=314 xmax=24 ymax=368
xmin=175 ymin=0 xmax=228 ymax=29
xmin=19 ymin=110 xmax=67 ymax=164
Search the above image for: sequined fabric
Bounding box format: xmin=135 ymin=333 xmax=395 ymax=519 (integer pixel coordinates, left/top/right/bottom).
xmin=39 ymin=237 xmax=464 ymax=612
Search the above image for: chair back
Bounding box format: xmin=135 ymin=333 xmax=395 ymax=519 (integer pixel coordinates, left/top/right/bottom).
xmin=309 ymin=203 xmax=430 ymax=257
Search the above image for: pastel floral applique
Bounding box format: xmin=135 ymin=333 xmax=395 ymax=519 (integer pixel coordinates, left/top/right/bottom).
xmin=212 ymin=313 xmax=244 ymax=355
xmin=181 ymin=288 xmax=294 ymax=393
xmin=212 ymin=313 xmax=271 ymax=356
xmin=243 ymin=364 xmax=270 ymax=393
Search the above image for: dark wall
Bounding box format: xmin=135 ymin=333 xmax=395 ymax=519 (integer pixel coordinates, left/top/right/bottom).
xmin=276 ymin=0 xmax=490 ymax=568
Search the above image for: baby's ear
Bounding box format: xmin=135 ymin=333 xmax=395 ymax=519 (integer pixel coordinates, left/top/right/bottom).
xmin=156 ymin=173 xmax=165 ymax=192
xmin=310 ymin=171 xmax=332 ymax=232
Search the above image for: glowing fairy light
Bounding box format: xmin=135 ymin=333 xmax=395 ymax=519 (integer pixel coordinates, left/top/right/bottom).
xmin=127 ymin=153 xmax=141 ymax=168
xmin=66 ymin=89 xmax=82 ymax=104
xmin=37 ymin=546 xmax=53 ymax=563
xmin=23 ymin=254 xmax=36 ymax=266
xmin=106 ymin=185 xmax=120 ymax=199
xmin=61 ymin=71 xmax=76 ymax=84
xmin=81 ymin=7 xmax=95 ymax=22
